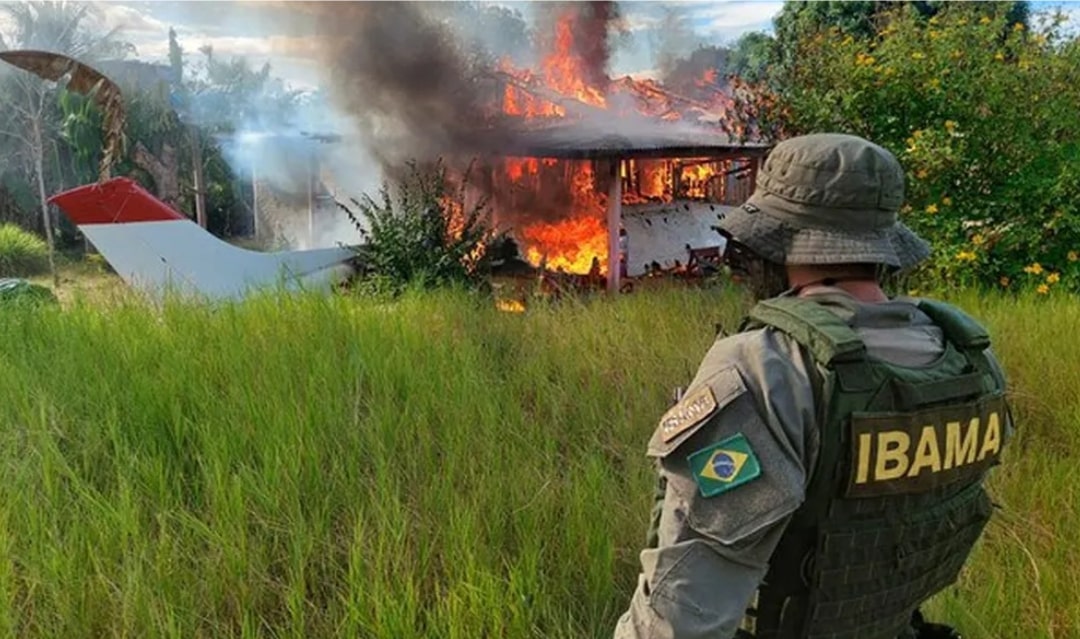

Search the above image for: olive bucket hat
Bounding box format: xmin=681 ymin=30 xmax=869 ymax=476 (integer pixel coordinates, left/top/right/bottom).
xmin=717 ymin=133 xmax=931 ymax=271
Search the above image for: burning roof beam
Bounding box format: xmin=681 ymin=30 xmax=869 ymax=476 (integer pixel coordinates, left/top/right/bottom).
xmin=487 ymin=69 xmax=607 ymax=121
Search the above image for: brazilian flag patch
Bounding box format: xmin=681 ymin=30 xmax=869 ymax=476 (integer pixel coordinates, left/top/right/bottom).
xmin=687 ymin=433 xmax=762 ymax=498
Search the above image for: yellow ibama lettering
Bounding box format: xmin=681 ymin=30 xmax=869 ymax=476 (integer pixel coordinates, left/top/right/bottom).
xmin=944 ymin=418 xmax=979 ymax=469
xmin=876 ymin=431 xmax=910 ymax=480
xmin=977 ymin=412 xmax=1002 ymax=461
xmin=907 ymin=425 xmax=942 ymax=476
xmin=856 ymin=433 xmax=872 ymax=483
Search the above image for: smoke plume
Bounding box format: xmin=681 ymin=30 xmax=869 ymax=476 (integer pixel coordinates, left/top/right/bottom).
xmin=302 ymin=1 xmax=626 ymax=171
xmin=304 ymin=2 xmax=499 ymax=169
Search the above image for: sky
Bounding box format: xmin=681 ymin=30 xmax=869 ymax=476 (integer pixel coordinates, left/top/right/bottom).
xmin=0 ymin=1 xmax=789 ymax=90
xmin=3 ymin=1 xmax=1079 ymax=92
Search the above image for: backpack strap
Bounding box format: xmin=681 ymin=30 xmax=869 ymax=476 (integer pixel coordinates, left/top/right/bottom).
xmin=915 ymin=299 xmax=991 ymax=351
xmin=914 ymin=298 xmax=996 ymax=382
xmin=744 ymin=298 xmax=878 ymax=393
xmin=745 ymin=298 xmax=865 ymax=365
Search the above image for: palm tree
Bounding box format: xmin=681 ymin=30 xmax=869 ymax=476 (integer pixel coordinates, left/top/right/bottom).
xmin=0 ymin=1 xmax=132 ymax=285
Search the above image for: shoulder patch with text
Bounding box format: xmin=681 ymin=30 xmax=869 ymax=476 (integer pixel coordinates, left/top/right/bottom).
xmin=658 ymin=384 xmax=718 ymax=443
xmin=687 ymin=432 xmax=762 ymax=498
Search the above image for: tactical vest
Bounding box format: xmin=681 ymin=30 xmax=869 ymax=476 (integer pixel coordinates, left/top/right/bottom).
xmin=733 ymin=297 xmax=1009 ymax=639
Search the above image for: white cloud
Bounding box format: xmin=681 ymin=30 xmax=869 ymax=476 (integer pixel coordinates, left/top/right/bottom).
xmin=690 ymin=1 xmax=783 ymax=33
xmin=0 ymin=12 xmax=14 ymax=47
xmin=93 ymin=2 xmax=169 ymax=35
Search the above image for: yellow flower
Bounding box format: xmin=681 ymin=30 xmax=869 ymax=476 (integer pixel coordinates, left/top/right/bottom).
xmin=958 ymin=18 xmax=969 ymax=26
xmin=1000 ymin=276 xmax=1010 ymax=287
xmin=929 ymin=29 xmax=941 ymax=40
xmin=1013 ymin=22 xmax=1025 ymax=32
xmin=1037 ymin=283 xmax=1050 ymax=295
xmin=911 ymin=52 xmax=926 ymax=60
xmin=1024 ymin=262 xmax=1044 ymax=275
xmin=980 ymin=16 xmax=992 ymax=25
xmin=925 ymin=78 xmax=941 ymax=90
xmin=843 ymin=35 xmax=855 ymax=46
xmin=1068 ymin=251 xmax=1079 ymax=262
xmin=929 ymin=16 xmax=940 ymax=26
xmin=942 ymin=196 xmax=953 ymax=206
xmin=956 ymin=250 xmax=977 ymax=262
xmin=944 ymin=120 xmax=957 ymax=133
xmin=994 ymin=52 xmax=1005 ymax=61
xmin=925 ymin=203 xmax=939 ymax=214
xmin=971 ymin=234 xmax=985 ymax=246
xmin=1047 ymin=272 xmax=1061 ymax=284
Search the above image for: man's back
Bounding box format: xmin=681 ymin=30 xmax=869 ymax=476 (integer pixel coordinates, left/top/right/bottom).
xmin=614 ymin=133 xmax=1012 ymax=639
xmin=616 ymin=289 xmax=1011 ymax=639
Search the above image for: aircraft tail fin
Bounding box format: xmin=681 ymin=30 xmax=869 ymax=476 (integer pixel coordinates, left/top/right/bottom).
xmin=49 ymin=178 xmax=356 ymax=300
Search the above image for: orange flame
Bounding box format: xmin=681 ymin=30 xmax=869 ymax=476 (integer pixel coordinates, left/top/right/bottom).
xmin=695 ymin=68 xmax=719 ymax=88
xmin=541 ymin=15 xmax=607 ymax=108
xmin=523 ymin=214 xmax=608 ymax=274
xmin=496 ymin=299 xmax=526 ymax=313
xmin=488 ymin=8 xmax=751 ymax=277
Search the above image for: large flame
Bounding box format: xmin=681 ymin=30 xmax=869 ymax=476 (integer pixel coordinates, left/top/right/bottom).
xmin=489 ymin=7 xmax=746 ymax=276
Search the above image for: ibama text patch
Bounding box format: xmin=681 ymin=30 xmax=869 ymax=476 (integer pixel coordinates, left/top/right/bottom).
xmin=846 ymin=395 xmax=1007 ymax=498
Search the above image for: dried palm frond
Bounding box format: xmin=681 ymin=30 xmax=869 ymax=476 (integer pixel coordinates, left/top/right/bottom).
xmin=0 ymin=49 xmax=126 ymax=182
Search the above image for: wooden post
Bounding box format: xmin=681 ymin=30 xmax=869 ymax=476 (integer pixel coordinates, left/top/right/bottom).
xmin=191 ymin=128 xmax=207 ymax=229
xmin=307 ymin=148 xmax=317 ymax=247
xmin=252 ymin=159 xmax=259 ymax=240
xmin=607 ymin=157 xmax=623 ymax=293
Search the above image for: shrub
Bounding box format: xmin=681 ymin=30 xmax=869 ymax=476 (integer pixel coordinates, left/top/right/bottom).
xmin=338 ymin=159 xmax=505 ymax=295
xmin=0 ymin=224 xmax=49 ymax=277
xmin=758 ymin=3 xmax=1080 ymax=294
xmin=0 ymin=278 xmax=57 ymax=307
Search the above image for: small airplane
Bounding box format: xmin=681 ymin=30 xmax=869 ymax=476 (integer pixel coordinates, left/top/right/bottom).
xmin=48 ymin=177 xmax=358 ymax=301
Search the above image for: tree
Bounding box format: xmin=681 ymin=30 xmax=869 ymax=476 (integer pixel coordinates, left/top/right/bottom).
xmin=728 ymin=32 xmax=776 ymax=83
xmin=758 ymin=2 xmax=1080 ymax=292
xmin=769 ymin=1 xmax=1030 ymax=83
xmin=0 ymin=1 xmax=133 ymax=284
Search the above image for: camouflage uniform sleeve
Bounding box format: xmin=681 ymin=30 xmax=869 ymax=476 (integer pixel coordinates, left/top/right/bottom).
xmin=614 ymin=328 xmax=822 ymax=639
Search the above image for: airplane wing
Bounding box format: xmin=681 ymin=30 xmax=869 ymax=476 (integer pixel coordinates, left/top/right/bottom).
xmin=48 ymin=178 xmax=357 ymax=301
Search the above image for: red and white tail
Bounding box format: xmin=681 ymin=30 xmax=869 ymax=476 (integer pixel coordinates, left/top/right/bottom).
xmin=49 ymin=178 xmax=357 ymax=300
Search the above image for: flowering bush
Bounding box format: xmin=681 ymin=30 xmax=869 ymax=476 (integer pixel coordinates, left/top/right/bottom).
xmin=760 ymin=4 xmax=1080 ymax=294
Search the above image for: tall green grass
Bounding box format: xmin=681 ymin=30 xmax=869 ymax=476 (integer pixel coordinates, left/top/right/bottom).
xmin=0 ymin=285 xmax=1071 ymax=638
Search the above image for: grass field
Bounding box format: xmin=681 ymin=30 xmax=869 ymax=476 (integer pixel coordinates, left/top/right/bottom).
xmin=0 ymin=272 xmax=1074 ymax=638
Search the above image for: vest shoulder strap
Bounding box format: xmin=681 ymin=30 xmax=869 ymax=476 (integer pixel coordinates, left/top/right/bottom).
xmin=745 ymin=297 xmax=865 ymax=366
xmin=915 ymin=299 xmax=992 ymax=351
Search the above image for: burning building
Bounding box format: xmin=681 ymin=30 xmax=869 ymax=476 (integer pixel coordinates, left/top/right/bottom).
xmin=303 ymin=1 xmax=776 ymax=291
xmin=449 ymin=5 xmax=771 ymax=292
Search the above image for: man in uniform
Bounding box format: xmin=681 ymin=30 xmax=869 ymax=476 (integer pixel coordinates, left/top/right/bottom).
xmin=613 ymin=133 xmax=1013 ymax=639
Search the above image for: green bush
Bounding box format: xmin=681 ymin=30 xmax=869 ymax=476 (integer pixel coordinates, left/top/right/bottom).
xmin=0 ymin=278 xmax=57 ymax=307
xmin=759 ymin=3 xmax=1080 ymax=294
xmin=338 ymin=160 xmax=505 ymax=295
xmin=0 ymin=224 xmax=49 ymax=277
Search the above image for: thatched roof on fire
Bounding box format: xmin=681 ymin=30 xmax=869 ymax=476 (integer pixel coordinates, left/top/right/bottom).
xmin=476 ymin=69 xmax=773 ymax=161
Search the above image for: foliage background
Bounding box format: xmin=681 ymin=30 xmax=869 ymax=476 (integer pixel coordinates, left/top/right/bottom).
xmin=739 ymin=1 xmax=1080 ymax=295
